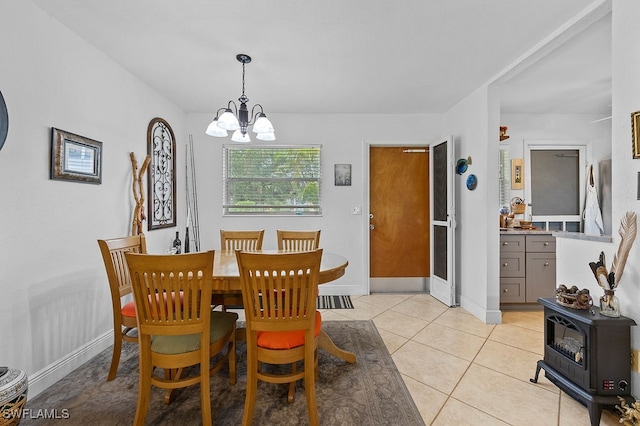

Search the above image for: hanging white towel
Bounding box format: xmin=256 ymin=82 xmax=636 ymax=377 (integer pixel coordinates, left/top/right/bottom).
xmin=583 ymin=164 xmax=604 ymax=235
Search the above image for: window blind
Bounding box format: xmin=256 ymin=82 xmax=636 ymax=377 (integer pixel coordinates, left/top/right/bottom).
xmin=222 ymin=145 xmax=322 ymax=215
xmin=499 ymin=149 xmax=511 ymax=209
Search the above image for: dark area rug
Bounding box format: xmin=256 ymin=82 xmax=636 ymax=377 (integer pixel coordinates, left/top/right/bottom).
xmin=24 ymin=321 xmax=424 ymax=425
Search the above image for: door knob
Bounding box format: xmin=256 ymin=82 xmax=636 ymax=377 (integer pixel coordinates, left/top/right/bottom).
xmin=369 ymin=213 xmax=374 ymax=219
xmin=369 ymin=224 xmax=375 ymax=230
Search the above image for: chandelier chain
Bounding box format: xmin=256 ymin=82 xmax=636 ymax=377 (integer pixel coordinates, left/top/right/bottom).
xmin=240 ymin=62 xmax=249 ymax=104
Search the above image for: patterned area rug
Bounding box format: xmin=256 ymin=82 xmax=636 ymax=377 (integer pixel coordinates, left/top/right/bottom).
xmin=316 ymin=295 xmax=353 ymax=309
xmin=24 ymin=321 xmax=423 ymax=425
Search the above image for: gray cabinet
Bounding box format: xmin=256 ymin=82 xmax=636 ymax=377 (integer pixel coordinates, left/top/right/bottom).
xmin=500 ymin=234 xmax=556 ymax=304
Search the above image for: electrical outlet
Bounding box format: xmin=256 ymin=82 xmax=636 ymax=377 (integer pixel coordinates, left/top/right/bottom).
xmin=632 ymin=349 xmax=640 ymax=372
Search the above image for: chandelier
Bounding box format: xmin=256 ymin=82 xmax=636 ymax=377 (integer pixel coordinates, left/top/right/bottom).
xmin=205 ymin=54 xmax=275 ymax=142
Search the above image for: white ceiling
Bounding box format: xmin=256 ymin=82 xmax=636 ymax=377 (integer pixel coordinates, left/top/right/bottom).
xmin=29 ymin=0 xmax=610 ymax=116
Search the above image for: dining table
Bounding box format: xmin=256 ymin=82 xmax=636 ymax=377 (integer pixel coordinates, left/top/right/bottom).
xmin=210 ymin=249 xmax=356 ymax=363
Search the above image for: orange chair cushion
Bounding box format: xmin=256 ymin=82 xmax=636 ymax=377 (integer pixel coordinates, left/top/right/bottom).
xmin=121 ymin=300 xmax=136 ymax=318
xmin=120 ymin=291 xmax=184 ymax=318
xmin=256 ymin=311 xmax=322 ymax=350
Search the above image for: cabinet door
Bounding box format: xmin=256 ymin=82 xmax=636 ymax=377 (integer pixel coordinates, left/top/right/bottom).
xmin=525 ymin=253 xmax=556 ymax=302
xmin=500 ymin=252 xmax=525 ymax=277
xmin=500 ymin=278 xmax=525 ymax=303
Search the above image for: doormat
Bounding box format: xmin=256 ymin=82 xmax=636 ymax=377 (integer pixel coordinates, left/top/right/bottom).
xmin=317 ymin=295 xmax=353 ymax=309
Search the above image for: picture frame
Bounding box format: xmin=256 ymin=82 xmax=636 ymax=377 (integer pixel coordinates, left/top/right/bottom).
xmin=147 ymin=117 xmax=177 ymax=230
xmin=632 ymin=110 xmax=640 ymax=159
xmin=334 ymin=164 xmax=352 ymax=186
xmin=511 ymin=158 xmax=524 ymax=190
xmin=50 ymin=128 xmax=102 ymax=184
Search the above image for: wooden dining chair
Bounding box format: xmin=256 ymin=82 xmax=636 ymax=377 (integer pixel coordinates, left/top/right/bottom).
xmin=236 ymin=249 xmax=323 ymax=426
xmin=125 ymin=250 xmax=237 ymax=425
xmin=277 ymin=229 xmax=321 ymax=251
xmin=97 ymin=235 xmax=147 ymax=381
xmin=216 ymin=230 xmax=265 ymax=310
xmin=220 ymin=229 xmax=264 ymax=251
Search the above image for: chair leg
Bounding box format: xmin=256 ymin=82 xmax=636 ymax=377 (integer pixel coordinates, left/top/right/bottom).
xmin=305 ymin=345 xmax=319 ymax=426
xmin=200 ymin=352 xmax=212 ymax=425
xmin=134 ymin=344 xmax=152 ymax=426
xmin=163 ymin=368 xmax=183 ymax=404
xmin=314 ymin=349 xmax=319 ymax=381
xmin=242 ymin=344 xmax=258 ymax=426
xmin=228 ymin=332 xmax=237 ymax=385
xmin=288 ymin=362 xmax=296 ymax=403
xmin=107 ymin=330 xmax=122 ymax=381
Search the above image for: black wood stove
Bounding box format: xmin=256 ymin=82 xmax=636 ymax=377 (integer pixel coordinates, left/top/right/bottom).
xmin=531 ymin=297 xmax=636 ymax=426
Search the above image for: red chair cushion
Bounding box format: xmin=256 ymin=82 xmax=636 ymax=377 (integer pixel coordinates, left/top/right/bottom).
xmin=121 ymin=301 xmax=136 ymax=318
xmin=120 ymin=291 xmax=184 ymax=318
xmin=256 ymin=311 xmax=322 ymax=350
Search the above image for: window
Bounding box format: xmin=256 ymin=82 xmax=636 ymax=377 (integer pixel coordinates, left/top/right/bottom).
xmin=223 ymin=145 xmax=322 ymax=215
xmin=524 ymin=143 xmax=585 ymax=232
xmin=498 ymin=148 xmax=511 ymax=210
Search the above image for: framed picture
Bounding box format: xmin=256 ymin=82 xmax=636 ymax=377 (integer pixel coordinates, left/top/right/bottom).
xmin=511 ymin=158 xmax=523 ymax=190
xmin=632 ymin=110 xmax=640 ymax=159
xmin=147 ymin=117 xmax=176 ymax=230
xmin=50 ymin=128 xmax=102 ymax=184
xmin=334 ymin=164 xmax=351 ymax=186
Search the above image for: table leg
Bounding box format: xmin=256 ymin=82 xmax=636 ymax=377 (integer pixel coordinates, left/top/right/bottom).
xmin=318 ymin=329 xmax=356 ymax=363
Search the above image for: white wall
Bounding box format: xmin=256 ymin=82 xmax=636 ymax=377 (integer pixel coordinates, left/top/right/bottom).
xmin=442 ymin=84 xmax=502 ymax=324
xmin=555 ymin=0 xmax=640 ymax=398
xmin=0 ymin=1 xmax=186 ymax=396
xmin=186 ymin=112 xmax=443 ymax=296
xmin=610 ymin=0 xmax=640 ymax=397
xmin=500 ymin=114 xmax=611 ymax=163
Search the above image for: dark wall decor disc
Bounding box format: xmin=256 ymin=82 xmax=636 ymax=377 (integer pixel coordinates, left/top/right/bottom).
xmin=0 ymin=91 xmax=7 ymax=152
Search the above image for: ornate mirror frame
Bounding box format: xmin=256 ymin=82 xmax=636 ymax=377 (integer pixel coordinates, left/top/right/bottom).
xmin=147 ymin=117 xmax=176 ymax=230
xmin=0 ymin=91 xmax=8 ymax=152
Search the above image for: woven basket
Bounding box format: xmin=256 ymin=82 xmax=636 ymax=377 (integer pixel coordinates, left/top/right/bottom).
xmin=511 ymin=203 xmax=525 ymax=214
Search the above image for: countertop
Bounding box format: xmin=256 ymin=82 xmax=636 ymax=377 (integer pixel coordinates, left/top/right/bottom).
xmin=500 ymin=228 xmax=613 ymax=242
xmin=500 ymin=228 xmax=553 ymax=235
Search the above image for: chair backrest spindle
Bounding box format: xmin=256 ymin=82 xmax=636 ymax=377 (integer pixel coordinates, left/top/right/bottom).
xmin=220 ymin=230 xmax=265 ymax=251
xmin=276 ymin=230 xmax=321 ymax=251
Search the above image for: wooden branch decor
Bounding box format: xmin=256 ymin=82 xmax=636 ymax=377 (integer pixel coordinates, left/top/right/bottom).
xmin=130 ymin=152 xmax=151 ymax=235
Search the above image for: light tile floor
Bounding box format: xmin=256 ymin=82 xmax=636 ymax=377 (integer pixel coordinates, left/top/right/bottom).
xmin=317 ymin=293 xmax=623 ymax=426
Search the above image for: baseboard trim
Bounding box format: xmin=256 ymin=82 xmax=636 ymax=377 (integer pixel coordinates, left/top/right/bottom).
xmin=28 ymin=331 xmax=113 ymax=399
xmin=318 ymin=284 xmax=366 ymax=296
xmin=459 ymin=295 xmax=503 ymax=325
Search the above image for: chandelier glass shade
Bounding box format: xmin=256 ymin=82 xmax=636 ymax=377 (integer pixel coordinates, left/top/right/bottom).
xmin=205 ymin=54 xmax=275 ymax=143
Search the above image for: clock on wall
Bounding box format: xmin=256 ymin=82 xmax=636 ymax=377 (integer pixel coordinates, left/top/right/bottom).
xmin=0 ymin=91 xmax=7 ymax=152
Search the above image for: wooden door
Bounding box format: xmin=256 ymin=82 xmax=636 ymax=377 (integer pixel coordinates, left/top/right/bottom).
xmin=370 ymin=147 xmax=430 ymax=279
